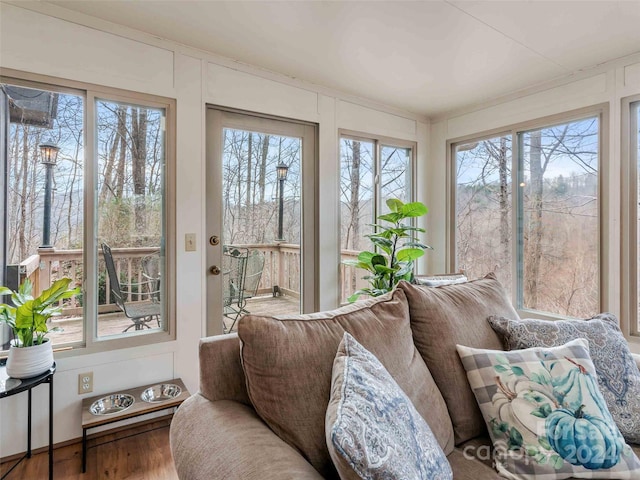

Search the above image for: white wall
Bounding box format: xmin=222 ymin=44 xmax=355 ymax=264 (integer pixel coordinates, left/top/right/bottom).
xmin=0 ymin=2 xmax=428 ymax=455
xmin=427 ymin=54 xmax=640 ymax=354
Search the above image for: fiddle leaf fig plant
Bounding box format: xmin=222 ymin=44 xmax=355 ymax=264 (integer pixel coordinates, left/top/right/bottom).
xmin=0 ymin=278 xmax=80 ymax=347
xmin=344 ymin=199 xmax=431 ymax=302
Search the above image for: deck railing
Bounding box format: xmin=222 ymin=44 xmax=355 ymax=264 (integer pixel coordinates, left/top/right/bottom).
xmin=12 ymin=244 xmax=366 ymax=312
xmin=10 ymin=247 xmax=160 ymax=316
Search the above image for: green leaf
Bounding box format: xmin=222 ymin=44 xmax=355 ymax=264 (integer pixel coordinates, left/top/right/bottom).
xmin=530 ymin=372 xmax=549 ymax=385
xmin=0 ymin=286 xmax=12 ymax=296
xmin=525 ymin=445 xmax=539 ymax=456
xmin=368 ymin=236 xmax=393 ymax=250
xmin=536 ymin=453 xmax=549 ymax=465
xmin=342 ymin=259 xmax=371 ymax=270
xmin=494 ymin=364 xmax=509 ymax=373
xmin=36 ymin=278 xmax=78 ymax=308
xmin=395 ymin=262 xmax=414 ymax=278
xmin=551 ymin=454 xmax=564 ymax=469
xmin=373 ymin=264 xmax=395 ymax=275
xmin=396 ymin=225 xmax=426 ymax=233
xmin=377 ymin=212 xmax=402 ymax=224
xmin=15 ymin=300 xmax=35 ymax=329
xmin=386 ymin=198 xmax=404 ymax=213
xmin=347 ymin=292 xmax=362 ymax=303
xmin=356 ymin=251 xmax=378 ymax=264
xmin=402 ymin=240 xmax=431 ymax=249
xmin=511 ymin=366 xmax=525 ymax=376
xmin=509 ymin=427 xmax=523 ymax=448
xmin=531 ymin=404 xmax=552 ymax=419
xmin=18 ymin=278 xmax=33 ymax=297
xmin=399 ymin=201 xmax=428 ymax=217
xmin=538 ymin=436 xmax=552 ymax=451
xmin=370 ymin=254 xmax=387 ymax=267
xmin=396 ymin=248 xmax=425 ymax=262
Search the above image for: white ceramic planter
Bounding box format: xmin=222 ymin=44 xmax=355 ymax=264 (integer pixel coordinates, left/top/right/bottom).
xmin=6 ymin=339 xmax=54 ymax=379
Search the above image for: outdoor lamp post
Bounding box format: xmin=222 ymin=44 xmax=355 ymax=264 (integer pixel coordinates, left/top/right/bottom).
xmin=39 ymin=139 xmax=60 ymax=248
xmin=276 ymin=163 xmax=289 ymax=242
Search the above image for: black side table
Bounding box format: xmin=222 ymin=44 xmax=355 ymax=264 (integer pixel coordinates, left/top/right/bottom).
xmin=0 ymin=360 xmax=55 ymax=480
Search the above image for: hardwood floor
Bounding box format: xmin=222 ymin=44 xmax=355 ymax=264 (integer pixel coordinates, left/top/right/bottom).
xmin=0 ymin=419 xmax=178 ymax=480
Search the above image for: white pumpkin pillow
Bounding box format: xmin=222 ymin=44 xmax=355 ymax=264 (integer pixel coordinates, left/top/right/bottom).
xmin=456 ymin=338 xmax=640 ymax=479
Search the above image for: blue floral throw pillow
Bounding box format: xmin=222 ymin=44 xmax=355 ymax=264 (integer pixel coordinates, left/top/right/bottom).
xmin=326 ymin=332 xmax=452 ymax=480
xmin=488 ymin=313 xmax=640 ymax=444
xmin=456 ymin=338 xmax=640 ymax=479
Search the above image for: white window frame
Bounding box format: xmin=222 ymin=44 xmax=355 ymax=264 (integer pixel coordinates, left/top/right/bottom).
xmin=339 ymin=130 xmax=416 ymax=230
xmin=0 ymin=68 xmax=176 ymax=356
xmin=338 ymin=130 xmax=416 ymax=303
xmin=622 ymin=95 xmax=640 ymax=341
xmin=448 ymin=105 xmax=608 ymax=322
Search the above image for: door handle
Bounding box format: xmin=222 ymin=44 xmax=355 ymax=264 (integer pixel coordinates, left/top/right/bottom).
xmin=209 ymin=265 xmax=221 ymax=275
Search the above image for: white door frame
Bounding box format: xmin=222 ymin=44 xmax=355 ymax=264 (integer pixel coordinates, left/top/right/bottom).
xmin=205 ymin=107 xmax=318 ymax=336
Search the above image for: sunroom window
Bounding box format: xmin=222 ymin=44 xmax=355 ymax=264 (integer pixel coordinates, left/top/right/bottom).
xmin=453 ymin=111 xmax=602 ymax=320
xmin=339 ymin=133 xmax=413 ymax=303
xmin=0 ymin=73 xmax=174 ymax=352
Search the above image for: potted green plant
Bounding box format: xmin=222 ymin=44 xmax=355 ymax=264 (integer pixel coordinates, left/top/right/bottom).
xmin=344 ymin=198 xmax=431 ymax=302
xmin=0 ymin=278 xmax=80 ymax=378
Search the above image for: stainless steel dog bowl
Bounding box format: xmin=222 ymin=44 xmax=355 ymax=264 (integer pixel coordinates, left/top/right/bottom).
xmin=89 ymin=393 xmax=135 ymax=415
xmin=141 ymin=383 xmax=181 ymax=403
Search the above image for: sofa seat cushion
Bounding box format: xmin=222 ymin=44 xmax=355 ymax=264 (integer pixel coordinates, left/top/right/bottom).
xmin=326 ymin=333 xmax=452 ymax=480
xmin=457 ymin=338 xmax=640 ymax=479
xmin=456 ymin=435 xmax=495 ymax=469
xmin=238 ymin=289 xmax=454 ymax=478
xmin=170 ymin=395 xmax=325 ymax=480
xmin=398 ymin=273 xmax=519 ymax=444
xmin=447 ymin=449 xmax=501 ymax=480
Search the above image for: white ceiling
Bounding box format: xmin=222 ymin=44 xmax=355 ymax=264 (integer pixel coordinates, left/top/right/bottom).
xmin=49 ymin=0 xmax=640 ymax=117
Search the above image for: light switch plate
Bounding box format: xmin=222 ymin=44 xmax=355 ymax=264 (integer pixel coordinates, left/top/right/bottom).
xmin=185 ymin=233 xmax=196 ymax=251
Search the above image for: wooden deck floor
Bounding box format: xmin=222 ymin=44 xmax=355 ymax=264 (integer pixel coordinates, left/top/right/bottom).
xmin=46 ymin=294 xmax=300 ymax=345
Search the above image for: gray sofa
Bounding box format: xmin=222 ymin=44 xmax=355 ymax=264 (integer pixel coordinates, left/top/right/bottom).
xmin=170 ymin=275 xmax=640 ymax=479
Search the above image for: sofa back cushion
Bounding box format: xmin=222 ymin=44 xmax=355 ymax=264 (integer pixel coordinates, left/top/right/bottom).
xmin=238 ymin=289 xmax=454 ymax=478
xmin=398 ymin=273 xmax=519 ymax=445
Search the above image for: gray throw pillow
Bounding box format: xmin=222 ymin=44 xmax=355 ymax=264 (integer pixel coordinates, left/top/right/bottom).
xmin=488 ymin=313 xmax=640 ymax=445
xmin=326 ymin=332 xmax=453 ymax=480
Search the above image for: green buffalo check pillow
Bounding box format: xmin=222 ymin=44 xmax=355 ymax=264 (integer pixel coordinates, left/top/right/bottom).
xmin=456 ymin=339 xmax=640 ymax=479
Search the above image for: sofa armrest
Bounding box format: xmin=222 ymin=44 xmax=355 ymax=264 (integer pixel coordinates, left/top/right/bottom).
xmin=633 ymin=353 xmax=640 ymax=371
xmin=170 ymin=395 xmax=323 ymax=480
xmin=199 ymin=333 xmax=250 ymax=404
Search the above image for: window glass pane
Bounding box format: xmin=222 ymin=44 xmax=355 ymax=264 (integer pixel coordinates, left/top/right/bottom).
xmin=340 ymin=138 xmax=374 ymax=303
xmin=518 ymin=117 xmax=599 ymax=317
xmin=96 ymin=100 xmax=165 ymax=337
xmin=2 ymin=83 xmax=84 ymax=349
xmin=455 ymin=136 xmax=512 ymax=294
xmin=221 ymin=128 xmax=302 ymax=324
xmin=379 ymin=145 xmax=410 ymax=215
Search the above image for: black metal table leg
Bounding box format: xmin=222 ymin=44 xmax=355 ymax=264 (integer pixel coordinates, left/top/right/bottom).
xmin=0 ymin=363 xmax=57 ymax=479
xmin=82 ymin=428 xmax=87 ymax=473
xmin=49 ymin=373 xmax=54 ymax=480
xmin=27 ymin=388 xmax=32 ymax=458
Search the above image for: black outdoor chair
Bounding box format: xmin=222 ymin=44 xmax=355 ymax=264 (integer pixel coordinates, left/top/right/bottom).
xmin=101 ymin=243 xmax=161 ymax=332
xmin=222 ymin=246 xmax=265 ymax=333
xmin=141 ymin=251 xmax=161 ymax=302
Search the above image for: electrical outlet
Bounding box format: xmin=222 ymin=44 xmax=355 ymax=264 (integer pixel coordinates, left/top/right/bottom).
xmin=78 ymin=371 xmax=93 ymax=394
xmin=185 ymin=233 xmax=196 ymax=252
